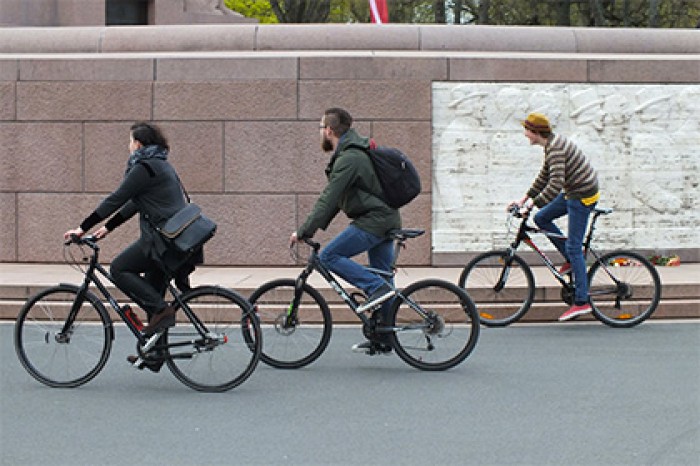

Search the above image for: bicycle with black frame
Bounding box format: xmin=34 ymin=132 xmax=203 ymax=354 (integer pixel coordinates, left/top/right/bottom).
xmin=14 ymin=235 xmax=261 ymax=392
xmin=247 ymin=228 xmax=480 ymax=371
xmin=458 ymin=206 xmax=661 ymax=327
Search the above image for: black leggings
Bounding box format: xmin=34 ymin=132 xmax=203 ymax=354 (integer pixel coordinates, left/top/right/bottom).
xmin=111 ymin=240 xmax=168 ymax=316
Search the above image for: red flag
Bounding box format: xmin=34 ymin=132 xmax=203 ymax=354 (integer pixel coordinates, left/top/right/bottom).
xmin=369 ymin=0 xmax=389 ymax=24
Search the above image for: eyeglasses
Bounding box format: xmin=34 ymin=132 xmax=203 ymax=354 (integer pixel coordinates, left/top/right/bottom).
xmin=319 ymin=125 xmax=327 ymax=129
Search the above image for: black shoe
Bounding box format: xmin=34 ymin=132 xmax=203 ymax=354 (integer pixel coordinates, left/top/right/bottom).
xmin=351 ymin=340 xmax=392 ymax=355
xmin=356 ymin=285 xmax=395 ymax=313
xmin=142 ymin=305 xmax=177 ymax=336
xmin=127 ymin=354 xmax=164 ymax=373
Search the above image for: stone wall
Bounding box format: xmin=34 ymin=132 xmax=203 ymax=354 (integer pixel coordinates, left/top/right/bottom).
xmin=432 ymin=82 xmax=699 ymax=262
xmin=1 ymin=24 xmax=698 ymax=266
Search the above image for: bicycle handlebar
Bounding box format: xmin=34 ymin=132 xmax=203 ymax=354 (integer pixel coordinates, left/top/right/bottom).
xmin=302 ymin=237 xmax=321 ymax=252
xmin=64 ymin=234 xmax=99 ymax=249
xmin=508 ymin=205 xmax=529 ymax=219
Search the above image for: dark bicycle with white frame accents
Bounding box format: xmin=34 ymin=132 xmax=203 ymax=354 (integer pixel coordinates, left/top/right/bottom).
xmin=14 ymin=235 xmax=261 ymax=392
xmin=248 ymin=229 xmax=479 ymax=371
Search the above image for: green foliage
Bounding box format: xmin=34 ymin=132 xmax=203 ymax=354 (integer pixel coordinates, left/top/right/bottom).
xmin=225 ymin=0 xmax=278 ymax=23
xmin=225 ymin=0 xmax=700 ymax=27
xmin=450 ymin=0 xmax=700 ymax=27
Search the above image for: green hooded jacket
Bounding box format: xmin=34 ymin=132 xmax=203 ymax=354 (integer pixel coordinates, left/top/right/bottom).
xmin=297 ymin=128 xmax=401 ymax=239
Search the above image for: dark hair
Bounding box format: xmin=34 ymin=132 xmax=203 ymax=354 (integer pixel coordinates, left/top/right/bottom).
xmin=130 ymin=122 xmax=169 ymax=150
xmin=324 ymin=108 xmax=353 ymax=136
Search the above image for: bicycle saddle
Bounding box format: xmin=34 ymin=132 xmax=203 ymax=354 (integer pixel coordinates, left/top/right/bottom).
xmin=388 ymin=228 xmax=425 ymax=240
xmin=594 ymin=207 xmax=613 ymax=215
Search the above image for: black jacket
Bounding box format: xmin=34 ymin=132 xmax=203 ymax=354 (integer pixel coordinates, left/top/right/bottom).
xmin=81 ymin=147 xmax=187 ymax=262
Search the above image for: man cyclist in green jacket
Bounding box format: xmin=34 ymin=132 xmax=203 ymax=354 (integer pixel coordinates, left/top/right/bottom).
xmin=289 ymin=107 xmax=401 ymax=354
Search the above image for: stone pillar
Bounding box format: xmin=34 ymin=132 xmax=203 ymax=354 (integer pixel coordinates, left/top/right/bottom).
xmin=0 ymin=0 xmax=255 ymax=26
xmin=0 ymin=0 xmax=105 ymax=26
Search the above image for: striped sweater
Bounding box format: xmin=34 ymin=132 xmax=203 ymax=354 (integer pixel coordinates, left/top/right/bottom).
xmin=527 ymin=134 xmax=599 ymax=208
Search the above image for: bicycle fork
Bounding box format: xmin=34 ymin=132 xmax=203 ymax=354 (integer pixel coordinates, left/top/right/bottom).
xmin=494 ymin=249 xmax=518 ymax=292
xmin=283 ymin=271 xmax=310 ymax=328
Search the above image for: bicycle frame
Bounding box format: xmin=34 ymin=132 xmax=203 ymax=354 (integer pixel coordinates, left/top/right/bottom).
xmin=62 ymin=238 xmax=210 ymax=351
xmin=501 ymin=208 xmax=610 ymax=289
xmin=290 ymin=240 xmax=372 ymax=328
xmin=287 ymin=238 xmax=431 ymax=332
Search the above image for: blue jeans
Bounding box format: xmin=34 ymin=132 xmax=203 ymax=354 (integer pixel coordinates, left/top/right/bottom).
xmin=319 ymin=225 xmax=394 ymax=295
xmin=320 ymin=225 xmax=395 ymax=339
xmin=534 ymin=193 xmax=595 ymax=305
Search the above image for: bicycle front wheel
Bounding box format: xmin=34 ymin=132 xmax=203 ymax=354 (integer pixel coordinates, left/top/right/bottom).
xmin=165 ymin=286 xmax=261 ymax=392
xmin=458 ymin=250 xmax=535 ymax=327
xmin=588 ymin=251 xmax=661 ymax=328
xmin=248 ymin=279 xmax=332 ymax=369
xmin=389 ymin=279 xmax=480 ymax=371
xmin=14 ymin=285 xmax=113 ymax=388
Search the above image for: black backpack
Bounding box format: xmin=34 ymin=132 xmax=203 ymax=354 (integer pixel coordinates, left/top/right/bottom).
xmin=353 ymin=145 xmax=421 ymax=209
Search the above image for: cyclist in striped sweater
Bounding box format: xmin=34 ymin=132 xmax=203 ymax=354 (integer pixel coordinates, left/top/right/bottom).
xmin=510 ymin=113 xmax=600 ymax=322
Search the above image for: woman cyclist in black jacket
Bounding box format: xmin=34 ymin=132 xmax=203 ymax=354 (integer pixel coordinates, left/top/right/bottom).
xmin=63 ymin=122 xmax=189 ymax=339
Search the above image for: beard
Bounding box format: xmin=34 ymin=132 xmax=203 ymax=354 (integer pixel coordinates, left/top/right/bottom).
xmin=321 ymin=136 xmax=333 ymax=152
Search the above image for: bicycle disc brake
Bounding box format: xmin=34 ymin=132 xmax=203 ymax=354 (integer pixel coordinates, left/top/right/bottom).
xmin=274 ymin=313 xmax=297 ymax=335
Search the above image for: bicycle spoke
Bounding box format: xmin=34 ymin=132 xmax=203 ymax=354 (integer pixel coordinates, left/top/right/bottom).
xmin=588 ymin=251 xmax=661 ymax=327
xmin=165 ymin=286 xmax=260 ymax=392
xmin=249 ymin=279 xmax=332 ymax=369
xmin=458 ymin=251 xmax=534 ymax=327
xmin=15 ymin=287 xmax=112 ymax=388
xmin=390 ymin=279 xmax=479 ymax=371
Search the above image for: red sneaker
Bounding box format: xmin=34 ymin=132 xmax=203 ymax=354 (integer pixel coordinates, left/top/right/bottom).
xmin=558 ymin=304 xmax=592 ymax=321
xmin=558 ymin=262 xmax=572 ymax=275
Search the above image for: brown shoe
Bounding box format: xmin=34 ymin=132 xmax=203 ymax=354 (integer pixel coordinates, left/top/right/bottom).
xmin=127 ymin=354 xmax=164 ymax=373
xmin=142 ymin=305 xmax=177 ymax=336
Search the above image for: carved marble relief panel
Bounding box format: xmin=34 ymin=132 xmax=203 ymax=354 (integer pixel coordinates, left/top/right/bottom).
xmin=432 ymin=83 xmax=699 ymax=254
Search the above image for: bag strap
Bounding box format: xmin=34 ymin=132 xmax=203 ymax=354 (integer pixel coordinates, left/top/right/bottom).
xmin=136 ymin=160 xmax=190 ymax=233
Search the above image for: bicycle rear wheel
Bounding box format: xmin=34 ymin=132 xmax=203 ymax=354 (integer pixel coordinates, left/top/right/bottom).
xmin=458 ymin=250 xmax=535 ymax=327
xmin=389 ymin=279 xmax=479 ymax=371
xmin=587 ymin=250 xmax=661 ymax=328
xmin=14 ymin=285 xmax=112 ymax=388
xmin=248 ymin=279 xmax=332 ymax=369
xmin=165 ymin=286 xmax=261 ymax=392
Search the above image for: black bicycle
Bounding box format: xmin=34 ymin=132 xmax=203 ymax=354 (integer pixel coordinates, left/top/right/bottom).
xmin=458 ymin=207 xmax=661 ymax=328
xmin=14 ymin=235 xmax=261 ymax=392
xmin=248 ymin=229 xmax=480 ymax=371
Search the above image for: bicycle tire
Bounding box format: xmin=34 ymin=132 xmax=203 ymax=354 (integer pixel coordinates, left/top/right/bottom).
xmin=248 ymin=279 xmax=332 ymax=369
xmin=458 ymin=250 xmax=535 ymax=327
xmin=587 ymin=250 xmax=661 ymax=328
xmin=389 ymin=279 xmax=480 ymax=371
xmin=14 ymin=285 xmax=113 ymax=388
xmin=165 ymin=286 xmax=261 ymax=392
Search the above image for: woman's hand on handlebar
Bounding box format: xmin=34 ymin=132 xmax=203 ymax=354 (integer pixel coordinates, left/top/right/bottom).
xmin=63 ymin=227 xmax=84 ymax=241
xmin=93 ymin=226 xmax=110 ymax=240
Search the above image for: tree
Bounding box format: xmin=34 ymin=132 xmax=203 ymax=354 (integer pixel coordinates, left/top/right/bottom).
xmin=269 ymin=0 xmax=331 ymax=23
xmin=434 ymin=0 xmax=446 ymax=23
xmin=227 ymin=0 xmax=700 ymax=28
xmin=590 ymin=0 xmax=607 ymax=26
xmin=479 ymin=0 xmax=491 ymax=25
xmin=649 ymin=0 xmax=660 ymax=27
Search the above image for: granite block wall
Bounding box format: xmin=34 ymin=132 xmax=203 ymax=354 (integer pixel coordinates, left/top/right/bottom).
xmin=0 ymin=24 xmax=698 ymax=265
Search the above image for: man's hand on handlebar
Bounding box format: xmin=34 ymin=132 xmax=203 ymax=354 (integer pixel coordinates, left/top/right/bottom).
xmin=289 ymin=231 xmax=299 ymax=248
xmin=507 ymin=199 xmax=533 ymax=218
xmin=93 ymin=226 xmax=110 ymax=239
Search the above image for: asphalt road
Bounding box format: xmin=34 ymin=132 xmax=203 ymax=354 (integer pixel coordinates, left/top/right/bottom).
xmin=1 ymin=321 xmax=699 ymax=466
